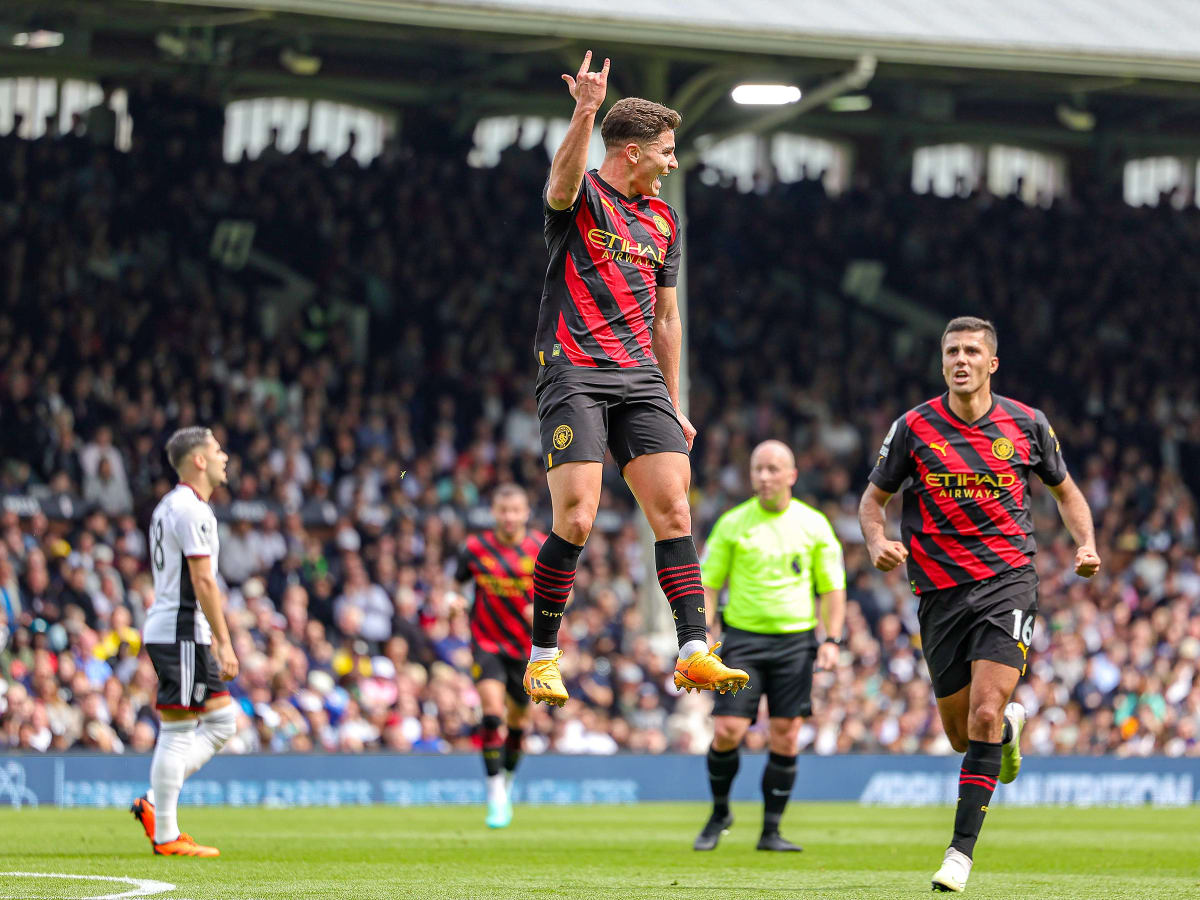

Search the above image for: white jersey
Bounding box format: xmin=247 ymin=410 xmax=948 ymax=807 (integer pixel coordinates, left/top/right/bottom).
xmin=143 ymin=484 xmax=221 ymax=645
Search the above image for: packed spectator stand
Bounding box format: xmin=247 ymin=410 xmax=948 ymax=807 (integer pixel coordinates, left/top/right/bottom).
xmin=1 ymin=88 xmax=1197 ymax=760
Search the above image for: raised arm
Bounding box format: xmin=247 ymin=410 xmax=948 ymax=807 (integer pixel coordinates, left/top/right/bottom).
xmin=546 ymin=51 xmax=609 ymax=210
xmin=1044 ymin=474 xmax=1101 ymax=577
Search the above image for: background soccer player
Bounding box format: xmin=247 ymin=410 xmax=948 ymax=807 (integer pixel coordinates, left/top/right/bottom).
xmin=523 ymin=51 xmax=747 ymax=705
xmin=858 ymin=317 xmax=1101 ymax=892
xmin=130 ymin=427 xmax=240 ymax=857
xmin=694 ymin=440 xmax=846 ymax=852
xmin=454 ymin=484 xmax=544 ymax=828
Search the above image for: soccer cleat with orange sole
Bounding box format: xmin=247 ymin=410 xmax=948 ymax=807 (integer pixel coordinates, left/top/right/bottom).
xmin=523 ymin=651 xmax=569 ymax=707
xmin=130 ymin=794 xmax=156 ymax=844
xmin=673 ymin=643 xmax=750 ymax=694
xmin=153 ymin=833 xmax=220 ymax=857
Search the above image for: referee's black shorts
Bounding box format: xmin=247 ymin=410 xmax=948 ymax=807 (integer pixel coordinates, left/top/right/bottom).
xmin=534 ymin=364 xmax=687 ymax=471
xmin=918 ymin=564 xmax=1039 ymax=698
xmin=711 ymin=625 xmax=817 ymax=720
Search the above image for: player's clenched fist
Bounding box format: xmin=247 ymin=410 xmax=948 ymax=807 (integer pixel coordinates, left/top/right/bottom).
xmin=868 ymin=539 xmax=908 ymax=572
xmin=562 ymin=50 xmax=609 ymax=113
xmin=215 ymin=640 xmax=239 ymax=681
xmin=1074 ymin=546 xmax=1101 ymax=578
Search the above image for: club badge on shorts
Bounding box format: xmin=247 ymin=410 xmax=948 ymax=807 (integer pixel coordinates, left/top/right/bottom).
xmin=553 ymin=425 xmax=573 ymax=450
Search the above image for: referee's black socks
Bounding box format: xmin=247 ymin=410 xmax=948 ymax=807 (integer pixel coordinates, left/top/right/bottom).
xmin=531 ymin=531 xmax=584 ymax=651
xmin=761 ymin=752 xmax=797 ymax=835
xmin=951 ymin=739 xmax=1002 ymax=858
xmin=707 ymin=745 xmax=739 ymax=819
xmin=654 ymin=536 xmax=709 ymax=648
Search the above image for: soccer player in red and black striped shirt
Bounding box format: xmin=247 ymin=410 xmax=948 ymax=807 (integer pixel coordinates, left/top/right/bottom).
xmin=859 ymin=317 xmax=1101 ymax=892
xmin=454 ymin=484 xmax=545 ymax=829
xmin=523 ymin=52 xmax=747 ymax=707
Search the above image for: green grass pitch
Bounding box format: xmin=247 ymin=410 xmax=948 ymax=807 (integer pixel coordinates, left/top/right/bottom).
xmin=2 ymin=803 xmax=1199 ymax=899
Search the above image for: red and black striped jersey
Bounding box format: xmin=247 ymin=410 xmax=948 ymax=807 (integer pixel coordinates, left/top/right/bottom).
xmin=535 ymin=169 xmax=682 ymax=368
xmin=868 ymin=393 xmax=1068 ymax=594
xmin=454 ymin=530 xmax=545 ymax=658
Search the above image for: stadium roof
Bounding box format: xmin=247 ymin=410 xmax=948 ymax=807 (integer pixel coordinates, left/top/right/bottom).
xmin=149 ymin=0 xmax=1200 ymax=81
xmin=5 ymin=0 xmax=1200 ymax=156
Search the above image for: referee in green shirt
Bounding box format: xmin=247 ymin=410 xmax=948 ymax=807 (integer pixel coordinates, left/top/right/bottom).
xmin=693 ymin=440 xmax=847 ymax=852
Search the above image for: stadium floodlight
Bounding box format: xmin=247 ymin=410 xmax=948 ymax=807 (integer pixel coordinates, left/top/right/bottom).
xmin=828 ymin=94 xmax=872 ymax=112
xmin=731 ymin=84 xmax=801 ymax=106
xmin=280 ymin=47 xmax=322 ymax=76
xmin=12 ymin=30 xmax=64 ymax=49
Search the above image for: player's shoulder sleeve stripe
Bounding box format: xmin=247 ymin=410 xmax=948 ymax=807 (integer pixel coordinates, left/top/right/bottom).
xmin=996 ymin=394 xmax=1038 ymax=424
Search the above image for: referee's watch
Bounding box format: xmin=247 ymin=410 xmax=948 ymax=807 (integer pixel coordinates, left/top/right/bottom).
xmin=823 ymin=636 xmax=844 ymax=647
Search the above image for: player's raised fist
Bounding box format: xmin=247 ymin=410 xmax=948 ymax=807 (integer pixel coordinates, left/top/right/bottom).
xmin=562 ymin=50 xmax=609 ymax=113
xmin=1074 ymin=546 xmax=1101 ymax=578
xmin=869 ymin=539 xmax=908 ymax=572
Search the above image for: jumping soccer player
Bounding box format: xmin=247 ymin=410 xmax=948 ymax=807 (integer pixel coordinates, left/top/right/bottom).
xmin=694 ymin=440 xmax=847 ymax=853
xmin=858 ymin=317 xmax=1101 ymax=892
xmin=454 ymin=484 xmax=544 ymax=828
xmin=130 ymin=427 xmax=239 ymax=857
xmin=524 ymin=50 xmax=747 ymax=706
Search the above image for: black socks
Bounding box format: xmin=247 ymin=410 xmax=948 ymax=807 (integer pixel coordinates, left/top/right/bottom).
xmin=531 ymin=532 xmax=583 ymax=648
xmin=761 ymin=752 xmax=797 ymax=835
xmin=951 ymin=740 xmax=1002 ymax=858
xmin=655 ymin=537 xmax=708 ymax=647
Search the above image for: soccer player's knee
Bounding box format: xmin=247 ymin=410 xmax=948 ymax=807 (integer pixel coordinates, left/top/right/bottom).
xmin=970 ymin=702 xmax=1003 ymax=734
xmin=481 ymin=714 xmax=503 ymax=744
xmin=202 ymin=703 xmax=237 ymax=744
xmin=558 ymin=510 xmax=593 ymax=545
xmin=652 ymin=498 xmax=691 ymax=538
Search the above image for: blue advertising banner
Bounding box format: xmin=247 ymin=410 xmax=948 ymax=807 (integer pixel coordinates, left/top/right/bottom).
xmin=0 ymin=753 xmax=1195 ymax=809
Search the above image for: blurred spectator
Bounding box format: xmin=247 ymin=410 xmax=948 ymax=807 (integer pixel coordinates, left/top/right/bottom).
xmin=0 ymin=102 xmax=1196 ymax=758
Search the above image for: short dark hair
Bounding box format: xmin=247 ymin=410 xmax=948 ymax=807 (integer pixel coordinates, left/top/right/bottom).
xmin=942 ymin=316 xmax=998 ymax=354
xmin=491 ymin=483 xmax=527 ymax=505
xmin=600 ymin=98 xmax=681 ymax=149
xmin=165 ymin=427 xmax=213 ymax=472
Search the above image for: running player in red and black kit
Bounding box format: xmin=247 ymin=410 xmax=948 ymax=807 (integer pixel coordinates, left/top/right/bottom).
xmin=454 ymin=485 xmax=544 ymax=829
xmin=524 ymin=52 xmax=747 ymax=706
xmin=858 ymin=317 xmax=1101 ymax=893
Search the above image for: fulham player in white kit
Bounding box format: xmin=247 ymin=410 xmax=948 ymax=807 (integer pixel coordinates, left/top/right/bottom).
xmin=130 ymin=427 xmax=239 ymax=857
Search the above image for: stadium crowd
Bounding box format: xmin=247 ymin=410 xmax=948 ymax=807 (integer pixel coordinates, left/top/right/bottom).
xmin=1 ymin=100 xmax=1197 ymax=760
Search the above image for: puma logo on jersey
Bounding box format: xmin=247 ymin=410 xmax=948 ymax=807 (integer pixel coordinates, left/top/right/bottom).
xmin=929 ymin=441 xmax=949 ymax=456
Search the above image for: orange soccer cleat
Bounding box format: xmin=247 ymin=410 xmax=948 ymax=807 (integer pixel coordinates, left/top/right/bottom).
xmin=523 ymin=651 xmax=569 ymax=707
xmin=153 ymin=833 xmax=220 ymax=857
xmin=130 ymin=794 xmax=156 ymax=844
xmin=673 ymin=643 xmax=750 ymax=694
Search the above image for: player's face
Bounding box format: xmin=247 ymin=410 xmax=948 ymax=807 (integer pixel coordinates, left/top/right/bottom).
xmin=202 ymin=436 xmax=230 ymax=488
xmin=750 ymin=447 xmax=797 ymax=509
xmin=632 ymin=130 xmax=678 ymax=197
xmin=942 ymin=330 xmax=998 ymax=396
xmin=492 ymin=495 xmax=529 ymax=542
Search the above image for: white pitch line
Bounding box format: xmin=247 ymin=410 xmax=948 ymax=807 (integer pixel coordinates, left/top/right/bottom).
xmin=0 ymin=872 xmax=176 ymax=900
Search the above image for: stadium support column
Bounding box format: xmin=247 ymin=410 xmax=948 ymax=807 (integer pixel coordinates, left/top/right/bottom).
xmin=635 ymin=172 xmax=690 ymax=645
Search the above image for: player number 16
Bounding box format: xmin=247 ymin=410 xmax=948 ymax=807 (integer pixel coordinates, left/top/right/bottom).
xmin=1010 ymin=609 xmax=1034 ymax=645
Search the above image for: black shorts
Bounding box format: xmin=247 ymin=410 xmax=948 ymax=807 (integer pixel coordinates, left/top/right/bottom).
xmin=471 ymin=643 xmax=530 ymax=707
xmin=146 ymin=641 xmax=229 ymax=711
xmin=535 ymin=365 xmax=688 ymax=471
xmin=711 ymin=626 xmax=817 ymax=720
xmin=918 ymin=565 xmax=1039 ymax=698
